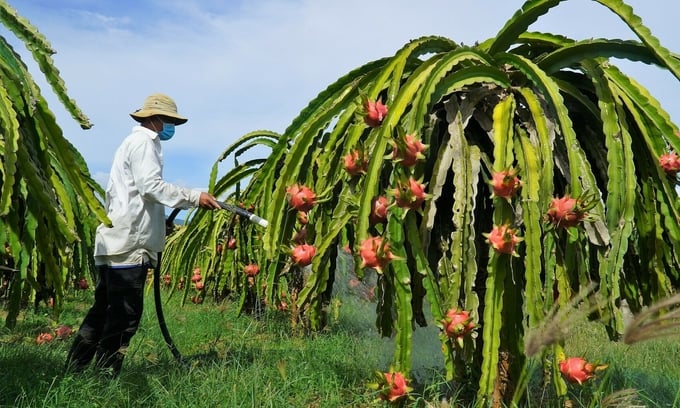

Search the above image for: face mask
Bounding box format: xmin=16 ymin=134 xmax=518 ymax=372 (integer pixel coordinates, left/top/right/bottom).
xmin=158 ymin=122 xmax=175 ymax=141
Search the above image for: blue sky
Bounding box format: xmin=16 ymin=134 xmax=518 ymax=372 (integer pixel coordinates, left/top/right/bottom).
xmin=2 ymin=0 xmax=679 ymax=194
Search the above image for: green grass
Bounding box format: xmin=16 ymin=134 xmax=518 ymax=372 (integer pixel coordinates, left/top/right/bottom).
xmin=1 ymin=287 xmax=680 ymax=407
xmin=0 ymin=291 xmax=394 ymax=407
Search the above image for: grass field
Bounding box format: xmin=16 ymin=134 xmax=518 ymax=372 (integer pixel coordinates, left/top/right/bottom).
xmin=1 ymin=280 xmax=680 ymax=407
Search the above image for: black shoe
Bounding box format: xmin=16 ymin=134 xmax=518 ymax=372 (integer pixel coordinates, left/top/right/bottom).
xmin=65 ymin=334 xmax=97 ymax=373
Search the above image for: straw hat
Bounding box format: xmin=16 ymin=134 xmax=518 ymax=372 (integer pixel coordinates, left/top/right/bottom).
xmin=130 ymin=93 xmax=188 ymax=125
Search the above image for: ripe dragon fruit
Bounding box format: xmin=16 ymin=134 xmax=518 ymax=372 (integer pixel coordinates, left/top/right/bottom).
xmin=559 ymin=356 xmax=608 ymax=385
xmin=286 ymin=184 xmax=316 ymax=212
xmin=36 ymin=332 xmax=53 ymax=344
xmin=392 ymin=133 xmax=427 ymax=167
xmin=369 ymin=195 xmax=389 ymax=225
xmin=545 ymin=195 xmax=587 ymax=228
xmin=659 ymin=151 xmax=680 ymax=176
xmin=343 ymin=149 xmax=368 ymax=176
xmin=291 ymin=243 xmax=316 ymax=267
xmin=226 ymin=237 xmax=237 ymax=249
xmin=191 ymin=267 xmax=202 ymax=283
xmin=441 ymin=308 xmax=476 ymax=347
xmin=490 ymin=168 xmax=521 ymax=199
xmin=55 ymin=325 xmax=73 ymax=339
xmin=379 ymin=371 xmax=412 ymax=402
xmin=363 ymin=98 xmax=388 ymax=128
xmin=394 ymin=177 xmax=428 ymax=210
xmin=485 ymin=224 xmax=522 ymax=255
xmin=359 ymin=236 xmax=395 ymax=272
xmin=244 ymin=263 xmax=260 ymax=277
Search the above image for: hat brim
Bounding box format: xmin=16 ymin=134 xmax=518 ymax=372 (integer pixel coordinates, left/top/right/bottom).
xmin=130 ymin=109 xmax=188 ymax=125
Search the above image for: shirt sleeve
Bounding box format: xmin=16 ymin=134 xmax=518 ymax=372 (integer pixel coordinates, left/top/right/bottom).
xmin=128 ymin=137 xmax=201 ymax=209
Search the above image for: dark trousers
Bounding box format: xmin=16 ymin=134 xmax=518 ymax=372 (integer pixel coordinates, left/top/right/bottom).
xmin=66 ymin=264 xmax=149 ymax=376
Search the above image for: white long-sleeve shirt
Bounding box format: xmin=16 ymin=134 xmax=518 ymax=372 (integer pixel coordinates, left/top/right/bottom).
xmin=94 ymin=126 xmax=201 ymax=265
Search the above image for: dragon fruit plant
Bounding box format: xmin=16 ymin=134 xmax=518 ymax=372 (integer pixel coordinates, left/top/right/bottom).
xmin=161 ymin=0 xmax=680 ymax=403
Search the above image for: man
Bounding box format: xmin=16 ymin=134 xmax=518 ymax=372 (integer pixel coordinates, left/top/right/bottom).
xmin=66 ymin=93 xmax=221 ymax=376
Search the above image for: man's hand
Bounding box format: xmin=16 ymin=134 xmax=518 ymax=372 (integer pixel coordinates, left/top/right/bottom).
xmin=198 ymin=192 xmax=221 ymax=210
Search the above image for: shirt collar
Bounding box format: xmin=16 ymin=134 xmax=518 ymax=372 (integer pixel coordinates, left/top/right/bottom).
xmin=133 ymin=125 xmax=159 ymax=140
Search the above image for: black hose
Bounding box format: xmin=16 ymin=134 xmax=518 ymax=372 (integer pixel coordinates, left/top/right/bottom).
xmin=154 ymin=251 xmax=182 ymax=362
xmin=154 ymin=205 xmax=267 ymax=362
xmin=154 ymin=208 xmax=183 ymax=362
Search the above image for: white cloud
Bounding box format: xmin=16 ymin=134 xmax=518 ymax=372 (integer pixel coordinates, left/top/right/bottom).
xmin=75 ymin=10 xmax=132 ymax=29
